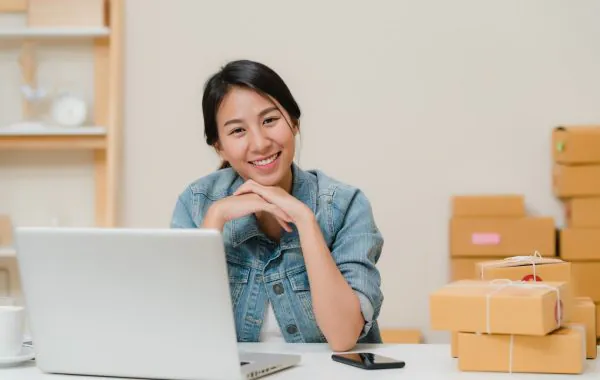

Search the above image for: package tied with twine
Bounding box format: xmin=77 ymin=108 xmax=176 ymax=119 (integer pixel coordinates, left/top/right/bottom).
xmin=476 ymin=252 xmax=571 ymax=283
xmin=430 ymin=279 xmax=574 ymax=336
xmin=457 ymin=323 xmax=586 ymax=374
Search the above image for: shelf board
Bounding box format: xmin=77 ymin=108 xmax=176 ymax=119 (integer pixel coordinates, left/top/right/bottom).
xmin=0 ymin=127 xmax=107 ymax=150
xmin=0 ymin=125 xmax=107 ymax=136
xmin=0 ymin=27 xmax=110 ymax=39
xmin=0 ymin=247 xmax=16 ymax=258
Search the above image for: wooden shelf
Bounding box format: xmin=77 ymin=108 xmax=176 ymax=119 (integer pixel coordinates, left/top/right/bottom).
xmin=0 ymin=0 xmax=123 ymax=227
xmin=0 ymin=124 xmax=107 ymax=150
xmin=0 ymin=27 xmax=110 ymax=39
xmin=0 ymin=134 xmax=106 ymax=150
xmin=0 ymin=124 xmax=107 ymax=136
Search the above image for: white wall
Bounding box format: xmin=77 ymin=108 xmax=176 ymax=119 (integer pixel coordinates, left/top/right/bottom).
xmin=3 ymin=0 xmax=600 ymax=343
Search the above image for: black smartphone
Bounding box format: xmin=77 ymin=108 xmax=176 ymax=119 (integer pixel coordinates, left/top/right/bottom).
xmin=331 ymin=352 xmax=405 ymax=370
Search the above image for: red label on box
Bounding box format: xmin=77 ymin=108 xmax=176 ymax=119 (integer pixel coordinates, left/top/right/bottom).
xmin=521 ymin=274 xmax=543 ymax=282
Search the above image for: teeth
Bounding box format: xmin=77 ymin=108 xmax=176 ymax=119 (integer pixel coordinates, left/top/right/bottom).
xmin=252 ymin=153 xmax=278 ymax=166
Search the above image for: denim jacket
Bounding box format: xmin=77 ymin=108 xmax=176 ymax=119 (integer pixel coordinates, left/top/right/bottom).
xmin=170 ymin=163 xmax=384 ymax=344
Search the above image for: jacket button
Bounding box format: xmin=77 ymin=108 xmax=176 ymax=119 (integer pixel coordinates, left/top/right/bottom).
xmin=273 ymin=283 xmax=284 ymax=295
xmin=286 ymin=324 xmax=298 ymax=334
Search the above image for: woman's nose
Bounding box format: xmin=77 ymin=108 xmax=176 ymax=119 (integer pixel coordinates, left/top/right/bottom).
xmin=249 ymin=128 xmax=271 ymax=152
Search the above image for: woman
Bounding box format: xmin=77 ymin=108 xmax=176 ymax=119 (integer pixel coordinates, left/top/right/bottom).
xmin=171 ymin=59 xmax=384 ymax=351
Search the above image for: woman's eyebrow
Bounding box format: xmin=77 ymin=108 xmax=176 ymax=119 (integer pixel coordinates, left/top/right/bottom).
xmin=258 ymin=106 xmax=279 ymax=117
xmin=223 ymin=106 xmax=279 ymax=127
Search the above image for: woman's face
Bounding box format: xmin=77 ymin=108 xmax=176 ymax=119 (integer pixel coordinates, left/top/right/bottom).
xmin=215 ymin=86 xmax=297 ymax=188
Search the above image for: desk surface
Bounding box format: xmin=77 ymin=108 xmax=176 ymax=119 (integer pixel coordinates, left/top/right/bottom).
xmin=2 ymin=343 xmax=599 ymax=379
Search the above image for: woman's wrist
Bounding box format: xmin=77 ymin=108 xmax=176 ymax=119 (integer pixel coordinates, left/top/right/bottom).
xmin=202 ymin=203 xmax=225 ymax=231
xmin=295 ymin=207 xmax=317 ymax=232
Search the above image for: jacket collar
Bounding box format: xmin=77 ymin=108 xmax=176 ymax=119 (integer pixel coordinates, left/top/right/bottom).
xmin=227 ymin=163 xmax=316 ymax=249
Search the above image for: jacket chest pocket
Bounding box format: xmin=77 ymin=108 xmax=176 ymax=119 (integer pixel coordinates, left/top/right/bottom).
xmin=227 ymin=264 xmax=250 ymax=309
xmin=287 ymin=267 xmax=327 ymax=342
xmin=287 ymin=268 xmax=316 ymax=321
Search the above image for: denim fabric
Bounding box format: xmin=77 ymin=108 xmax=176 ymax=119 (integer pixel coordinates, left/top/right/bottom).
xmin=170 ymin=163 xmax=384 ymax=344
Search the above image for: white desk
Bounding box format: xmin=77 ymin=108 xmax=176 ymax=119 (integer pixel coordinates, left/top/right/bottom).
xmin=2 ymin=343 xmax=599 ymax=380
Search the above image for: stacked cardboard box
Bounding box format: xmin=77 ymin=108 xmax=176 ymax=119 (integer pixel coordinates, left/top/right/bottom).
xmin=552 ymin=126 xmax=600 ymax=341
xmin=447 ymin=256 xmax=596 ymax=364
xmin=449 ymin=195 xmax=556 ymax=281
xmin=430 ymin=273 xmax=588 ymax=374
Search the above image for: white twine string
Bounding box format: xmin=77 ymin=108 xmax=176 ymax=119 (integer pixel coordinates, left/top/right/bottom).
xmin=479 ymin=251 xmax=564 ymax=280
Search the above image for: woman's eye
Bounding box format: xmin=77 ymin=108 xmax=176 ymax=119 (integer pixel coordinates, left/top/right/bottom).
xmin=230 ymin=128 xmax=245 ymax=135
xmin=263 ymin=117 xmax=279 ymax=125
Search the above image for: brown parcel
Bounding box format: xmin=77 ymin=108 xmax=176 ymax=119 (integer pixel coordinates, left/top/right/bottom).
xmin=452 ymin=195 xmax=525 ymax=218
xmin=452 ymin=264 xmax=574 ymax=360
xmin=451 ymin=257 xmax=503 ymax=281
xmin=553 ymin=126 xmax=600 ymax=165
xmin=572 ymin=297 xmax=597 ymax=359
xmin=457 ymin=325 xmax=585 ymax=374
xmin=430 ymin=280 xmax=573 ymax=336
xmin=451 ymin=331 xmax=458 ymax=358
xmin=476 ymin=257 xmax=571 ymax=282
xmin=0 ymin=215 xmax=12 ymax=247
xmin=571 ymin=263 xmax=600 ymax=303
xmin=450 ymin=217 xmax=556 ymax=257
xmin=566 ymin=198 xmax=600 ymax=228
xmin=597 ymin=302 xmax=600 ymax=338
xmin=553 ymin=164 xmax=600 ymax=198
xmin=560 ymin=229 xmax=600 ymax=261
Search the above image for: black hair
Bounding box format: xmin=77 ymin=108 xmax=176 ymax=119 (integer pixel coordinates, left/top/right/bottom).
xmin=202 ymin=60 xmax=301 ymax=169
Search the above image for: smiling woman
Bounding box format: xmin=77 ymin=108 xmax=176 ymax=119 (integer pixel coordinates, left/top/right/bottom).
xmin=170 ymin=59 xmax=385 ymax=352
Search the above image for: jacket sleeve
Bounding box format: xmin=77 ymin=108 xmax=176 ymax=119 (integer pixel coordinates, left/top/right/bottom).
xmin=170 ymin=189 xmax=197 ymax=228
xmin=329 ymin=188 xmax=384 ymax=340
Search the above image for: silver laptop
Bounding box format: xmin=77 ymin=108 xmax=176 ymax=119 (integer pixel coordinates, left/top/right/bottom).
xmin=15 ymin=227 xmax=300 ymax=380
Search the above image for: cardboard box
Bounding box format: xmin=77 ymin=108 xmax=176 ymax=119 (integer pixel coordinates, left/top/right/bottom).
xmin=452 ymin=195 xmax=525 ymax=218
xmin=450 ymin=217 xmax=556 ymax=257
xmin=553 ymin=126 xmax=600 ymax=165
xmin=571 ymin=263 xmax=600 ymax=302
xmin=451 ymin=257 xmax=503 ymax=281
xmin=380 ymin=329 xmax=422 ymax=344
xmin=597 ymin=303 xmax=600 ymax=339
xmin=560 ymin=228 xmax=600 ymax=261
xmin=476 ymin=256 xmax=571 ymax=282
xmin=566 ymin=198 xmax=600 ymax=228
xmin=430 ymin=280 xmax=573 ymax=336
xmin=553 ymin=164 xmax=600 ymax=198
xmin=27 ymin=0 xmax=106 ymax=27
xmin=0 ymin=215 xmax=13 ymax=247
xmin=451 ymin=331 xmax=458 ymax=358
xmin=572 ymin=297 xmax=597 ymax=359
xmin=457 ymin=325 xmax=585 ymax=374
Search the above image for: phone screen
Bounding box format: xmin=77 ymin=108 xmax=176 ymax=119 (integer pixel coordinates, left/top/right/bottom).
xmin=334 ymin=353 xmax=403 ymax=366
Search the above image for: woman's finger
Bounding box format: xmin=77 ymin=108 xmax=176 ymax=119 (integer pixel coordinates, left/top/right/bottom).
xmin=234 ymin=181 xmax=271 ymax=201
xmin=275 ymin=216 xmax=292 ymax=232
xmin=267 ymin=203 xmax=293 ymax=223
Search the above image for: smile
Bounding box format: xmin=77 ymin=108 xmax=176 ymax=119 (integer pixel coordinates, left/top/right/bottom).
xmin=250 ymin=152 xmax=281 ymax=167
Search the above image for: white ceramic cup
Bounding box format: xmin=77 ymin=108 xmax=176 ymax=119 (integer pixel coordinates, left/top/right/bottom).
xmin=0 ymin=298 xmax=25 ymax=357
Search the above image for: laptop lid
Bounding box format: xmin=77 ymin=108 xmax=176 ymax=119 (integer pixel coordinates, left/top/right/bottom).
xmin=15 ymin=227 xmax=245 ymax=380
